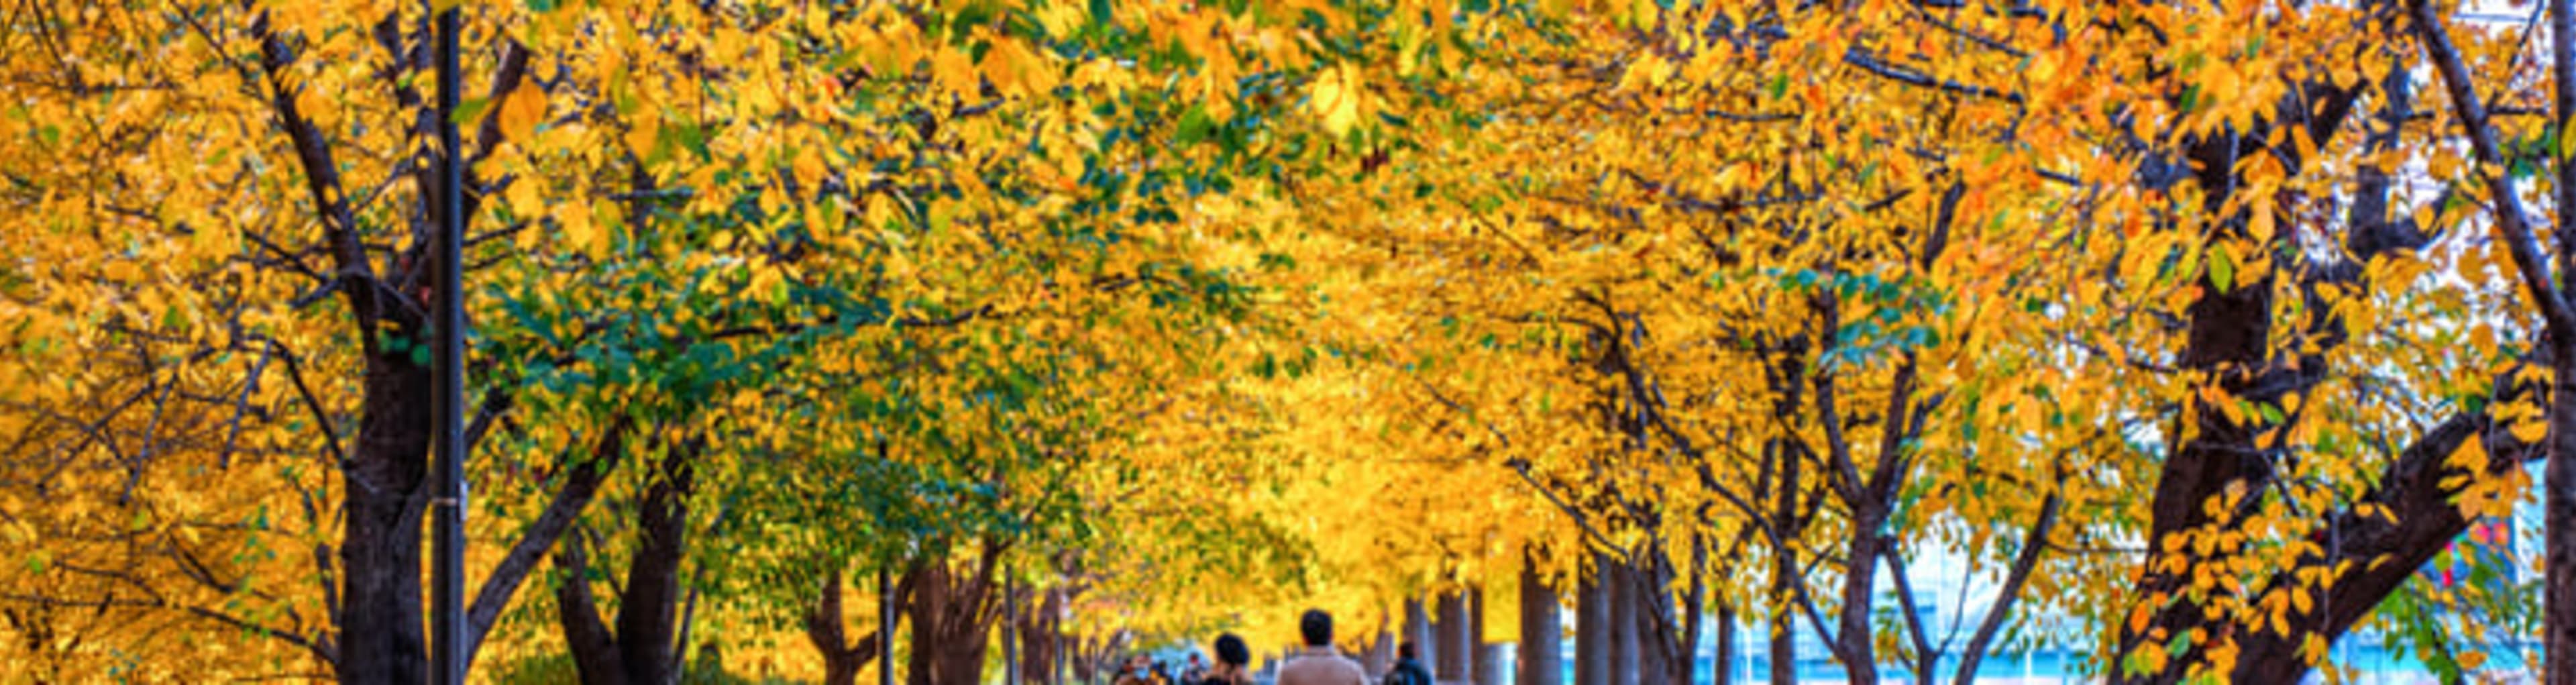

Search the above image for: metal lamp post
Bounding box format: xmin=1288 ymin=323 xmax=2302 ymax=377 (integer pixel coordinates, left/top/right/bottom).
xmin=428 ymin=0 xmax=468 ymax=682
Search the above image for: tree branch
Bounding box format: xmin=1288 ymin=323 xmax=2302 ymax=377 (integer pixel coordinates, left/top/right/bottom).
xmin=2410 ymin=0 xmax=2576 ymax=333
xmin=462 ymin=418 xmax=629 ymax=670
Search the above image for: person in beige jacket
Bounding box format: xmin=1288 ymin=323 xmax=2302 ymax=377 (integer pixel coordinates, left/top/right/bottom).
xmin=1276 ymin=609 xmax=1369 ymax=685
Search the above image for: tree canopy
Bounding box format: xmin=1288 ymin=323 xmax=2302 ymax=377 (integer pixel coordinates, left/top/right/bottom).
xmin=2 ymin=0 xmax=2571 ymax=682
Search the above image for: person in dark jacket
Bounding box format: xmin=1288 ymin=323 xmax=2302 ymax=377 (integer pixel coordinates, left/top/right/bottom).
xmin=1381 ymin=641 xmax=1433 ymax=685
xmin=1199 ymin=633 xmax=1254 ymax=685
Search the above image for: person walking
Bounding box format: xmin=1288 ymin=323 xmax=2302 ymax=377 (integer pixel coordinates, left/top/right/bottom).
xmin=1196 ymin=634 xmax=1255 ymax=685
xmin=1277 ymin=609 xmax=1368 ymax=685
xmin=1381 ymin=641 xmax=1433 ymax=685
xmin=1115 ymin=655 xmax=1152 ymax=685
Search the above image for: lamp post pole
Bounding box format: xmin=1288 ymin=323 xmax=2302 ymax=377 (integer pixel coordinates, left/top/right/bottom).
xmin=428 ymin=0 xmax=468 ymax=682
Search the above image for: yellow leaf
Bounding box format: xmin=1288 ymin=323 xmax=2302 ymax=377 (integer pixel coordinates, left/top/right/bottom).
xmin=2563 ymin=115 xmax=2576 ymax=160
xmin=561 ymin=201 xmax=598 ymax=258
xmin=934 ymin=48 xmax=979 ymax=98
xmin=625 ymin=109 xmax=661 ymax=157
xmin=499 ymin=81 xmax=548 ymax=143
xmin=792 ymin=146 xmax=826 ymax=191
xmin=2447 ymin=436 xmax=2488 ymax=475
xmin=1309 ymin=62 xmax=1364 ymax=136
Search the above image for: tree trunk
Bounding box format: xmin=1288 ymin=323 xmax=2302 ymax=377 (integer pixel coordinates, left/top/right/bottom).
xmin=1765 ymin=601 xmax=1793 ymax=685
xmin=1609 ymin=564 xmax=1638 ymax=685
xmin=556 ymin=533 xmax=629 ymax=685
xmin=339 ymin=352 xmax=434 ymax=685
xmin=1577 ymin=568 xmax=1609 ymax=685
xmin=1366 ymin=619 xmax=1393 ymax=673
xmin=1835 ymin=505 xmax=1885 ymax=685
xmin=1766 ymin=429 xmax=1801 ymax=685
xmin=1477 ymin=644 xmax=1508 ymax=685
xmin=905 ymin=543 xmax=1006 ymax=685
xmin=1711 ymin=601 xmax=1734 ymax=685
xmin=557 ymin=441 xmax=695 ymax=685
xmin=806 ymin=566 xmax=890 ymax=685
xmin=1409 ymin=597 xmax=1436 ymax=671
xmin=2106 ymin=3 xmax=2495 ymax=682
xmin=1518 ymin=553 xmax=1562 ymax=685
xmin=1018 ymin=586 xmax=1064 ymax=685
xmin=1629 ymin=568 xmax=1684 ymax=685
xmin=2551 ymin=0 xmax=2576 ymax=678
xmin=620 ymin=444 xmax=694 ymax=685
xmin=1438 ymin=590 xmax=1472 ymax=682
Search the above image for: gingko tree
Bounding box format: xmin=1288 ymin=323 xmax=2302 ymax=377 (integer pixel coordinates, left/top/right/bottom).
xmin=7 ymin=0 xmax=2572 ymax=682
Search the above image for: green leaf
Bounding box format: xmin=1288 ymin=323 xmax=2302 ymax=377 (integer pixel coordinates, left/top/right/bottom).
xmin=1175 ymin=106 xmax=1214 ymax=146
xmin=451 ymin=97 xmax=492 ymax=127
xmin=2208 ymin=246 xmax=2236 ymax=292
xmin=1089 ymin=0 xmax=1116 ymax=30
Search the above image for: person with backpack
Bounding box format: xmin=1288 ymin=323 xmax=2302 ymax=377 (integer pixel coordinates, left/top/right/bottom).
xmin=1381 ymin=641 xmax=1433 ymax=685
xmin=1183 ymin=652 xmax=1208 ymax=684
xmin=1197 ymin=633 xmax=1254 ymax=685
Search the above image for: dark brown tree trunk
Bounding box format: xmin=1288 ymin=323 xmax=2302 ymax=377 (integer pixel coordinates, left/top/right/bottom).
xmin=1627 ymin=581 xmax=1665 ymax=685
xmin=1764 ymin=598 xmax=1793 ymax=685
xmin=1366 ymin=624 xmax=1393 ymax=673
xmin=822 ymin=643 xmax=865 ymax=685
xmin=339 ymin=352 xmax=434 ymax=685
xmin=557 ymin=441 xmax=696 ymax=685
xmin=1625 ymin=546 xmax=1697 ymax=685
xmin=1016 ymin=586 xmax=1063 ymax=685
xmin=556 ymin=533 xmax=629 ymax=685
xmin=1835 ymin=505 xmax=1885 ymax=685
xmin=1608 ymin=563 xmax=1638 ymax=685
xmin=1518 ymin=552 xmax=1562 ymax=685
xmin=905 ymin=543 xmax=1006 ymax=685
xmin=2550 ymin=0 xmax=2576 ymax=679
xmin=621 ymin=445 xmax=694 ymax=684
xmin=806 ymin=566 xmax=889 ymax=685
xmin=1411 ymin=596 xmax=1438 ymax=672
xmin=1765 ymin=433 xmax=1801 ymax=685
xmin=2105 ymin=6 xmax=2559 ymax=680
xmin=1438 ymin=590 xmax=1471 ymax=682
xmin=1577 ymin=568 xmax=1609 ymax=685
xmin=1710 ymin=601 xmax=1734 ymax=685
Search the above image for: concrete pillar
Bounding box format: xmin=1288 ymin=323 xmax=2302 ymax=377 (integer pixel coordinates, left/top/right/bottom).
xmin=1518 ymin=554 xmax=1563 ymax=685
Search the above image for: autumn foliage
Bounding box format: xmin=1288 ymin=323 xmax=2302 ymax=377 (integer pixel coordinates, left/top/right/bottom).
xmin=2 ymin=0 xmax=2571 ymax=682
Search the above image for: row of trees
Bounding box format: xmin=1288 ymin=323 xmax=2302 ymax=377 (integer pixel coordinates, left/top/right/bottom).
xmin=1 ymin=0 xmax=2571 ymax=682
